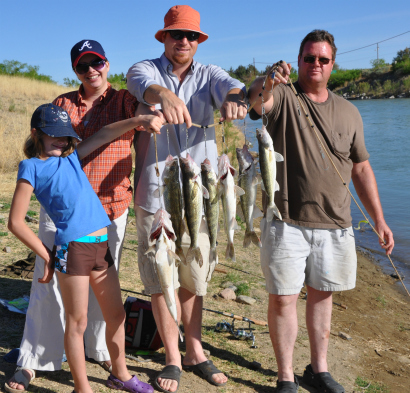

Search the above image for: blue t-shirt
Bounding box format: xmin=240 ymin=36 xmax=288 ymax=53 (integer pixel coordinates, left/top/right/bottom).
xmin=17 ymin=150 xmax=111 ymax=245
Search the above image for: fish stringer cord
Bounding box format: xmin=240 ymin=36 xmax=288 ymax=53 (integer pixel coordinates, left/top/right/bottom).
xmin=287 ymin=79 xmax=409 ymax=297
xmin=153 ymin=133 xmax=164 ymax=209
xmin=221 ymin=121 xmax=228 ymax=154
xmin=248 ymin=62 xmax=281 ymax=114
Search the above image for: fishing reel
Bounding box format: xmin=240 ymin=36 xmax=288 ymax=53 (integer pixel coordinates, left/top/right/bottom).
xmin=214 ymin=319 xmax=257 ymax=348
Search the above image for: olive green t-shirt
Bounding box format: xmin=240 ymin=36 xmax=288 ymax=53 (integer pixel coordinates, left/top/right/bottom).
xmin=265 ymin=82 xmax=369 ymax=229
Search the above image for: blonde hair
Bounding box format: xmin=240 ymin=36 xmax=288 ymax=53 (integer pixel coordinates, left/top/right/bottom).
xmin=24 ymin=129 xmax=77 ymax=159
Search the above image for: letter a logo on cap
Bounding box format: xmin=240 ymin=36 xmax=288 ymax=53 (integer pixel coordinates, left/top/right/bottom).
xmin=79 ymin=41 xmax=92 ymax=51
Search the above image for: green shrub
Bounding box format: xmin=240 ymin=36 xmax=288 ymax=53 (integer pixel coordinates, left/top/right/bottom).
xmin=328 ymin=69 xmax=361 ymax=90
xmin=0 ymin=60 xmax=55 ymax=83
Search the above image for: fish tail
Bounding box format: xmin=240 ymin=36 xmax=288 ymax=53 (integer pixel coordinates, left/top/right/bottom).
xmin=176 ymin=247 xmax=187 ymax=266
xmin=244 ymin=230 xmax=262 ymax=248
xmin=225 ymin=242 xmax=236 ymax=262
xmin=266 ymin=205 xmax=282 ymax=222
xmin=186 ymin=247 xmax=203 ymax=267
xmin=209 ymin=247 xmax=218 ymax=264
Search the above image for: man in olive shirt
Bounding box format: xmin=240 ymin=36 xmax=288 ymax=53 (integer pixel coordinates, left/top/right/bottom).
xmin=248 ymin=30 xmax=394 ymax=393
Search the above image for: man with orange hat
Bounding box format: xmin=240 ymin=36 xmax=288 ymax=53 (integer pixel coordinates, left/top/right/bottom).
xmin=127 ymin=5 xmax=246 ymax=393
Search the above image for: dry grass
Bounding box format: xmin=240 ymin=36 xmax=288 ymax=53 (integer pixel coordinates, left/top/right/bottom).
xmin=0 ymin=75 xmax=71 ymax=172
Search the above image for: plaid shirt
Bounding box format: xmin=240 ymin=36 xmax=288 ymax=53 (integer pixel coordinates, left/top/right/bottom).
xmin=53 ymin=83 xmax=138 ymax=220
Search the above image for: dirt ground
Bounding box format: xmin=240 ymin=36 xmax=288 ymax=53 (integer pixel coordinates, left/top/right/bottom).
xmin=0 ymin=167 xmax=409 ymax=393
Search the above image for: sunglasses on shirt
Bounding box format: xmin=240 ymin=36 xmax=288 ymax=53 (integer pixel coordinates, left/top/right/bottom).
xmin=168 ymin=30 xmax=200 ymax=42
xmin=303 ymin=55 xmax=332 ymax=65
xmin=74 ymin=59 xmax=106 ymax=75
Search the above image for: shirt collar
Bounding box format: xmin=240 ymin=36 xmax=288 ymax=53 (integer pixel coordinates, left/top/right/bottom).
xmin=160 ymin=53 xmax=196 ymax=75
xmin=78 ymin=82 xmax=113 ymax=105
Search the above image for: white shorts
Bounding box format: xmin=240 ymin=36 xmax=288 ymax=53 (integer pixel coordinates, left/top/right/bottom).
xmin=260 ymin=219 xmax=357 ymax=295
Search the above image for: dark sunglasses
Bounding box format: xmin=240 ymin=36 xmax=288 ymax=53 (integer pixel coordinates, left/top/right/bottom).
xmin=303 ymin=55 xmax=332 ymax=65
xmin=74 ymin=59 xmax=106 ymax=74
xmin=168 ymin=30 xmax=200 ymax=42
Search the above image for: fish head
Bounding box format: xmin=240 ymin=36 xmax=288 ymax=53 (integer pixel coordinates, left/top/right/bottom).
xmin=217 ymin=154 xmax=236 ymax=180
xmin=256 ymin=126 xmax=272 ymax=148
xmin=163 ymin=154 xmax=179 ymax=179
xmin=150 ymin=208 xmax=176 ymax=242
xmin=179 ymin=153 xmax=200 ymax=178
xmin=236 ymin=145 xmax=253 ymax=172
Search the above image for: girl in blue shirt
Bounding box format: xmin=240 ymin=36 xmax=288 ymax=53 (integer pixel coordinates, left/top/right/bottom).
xmin=8 ymin=103 xmax=162 ymax=393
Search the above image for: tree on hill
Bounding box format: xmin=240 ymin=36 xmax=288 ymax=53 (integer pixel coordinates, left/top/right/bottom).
xmin=0 ymin=60 xmax=55 ymax=83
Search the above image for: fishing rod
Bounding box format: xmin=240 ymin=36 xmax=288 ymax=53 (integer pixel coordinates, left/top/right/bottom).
xmin=282 ymin=76 xmax=410 ymax=298
xmin=217 ymin=262 xmax=265 ymax=279
xmin=120 ymin=288 xmax=268 ymax=326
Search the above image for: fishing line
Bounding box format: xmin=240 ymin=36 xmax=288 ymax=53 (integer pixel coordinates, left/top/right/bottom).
xmin=286 ymin=79 xmax=410 ymax=297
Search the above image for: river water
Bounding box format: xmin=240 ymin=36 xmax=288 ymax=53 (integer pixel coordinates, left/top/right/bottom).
xmin=235 ymin=98 xmax=410 ymax=289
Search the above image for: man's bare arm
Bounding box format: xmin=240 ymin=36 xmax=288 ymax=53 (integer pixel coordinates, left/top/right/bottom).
xmin=220 ymin=88 xmax=247 ymax=122
xmin=351 ymin=160 xmax=394 ymax=254
xmin=143 ymin=84 xmax=192 ymax=128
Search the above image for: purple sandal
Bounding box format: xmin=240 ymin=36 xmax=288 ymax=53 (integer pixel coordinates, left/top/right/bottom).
xmin=106 ymin=374 xmax=154 ymax=393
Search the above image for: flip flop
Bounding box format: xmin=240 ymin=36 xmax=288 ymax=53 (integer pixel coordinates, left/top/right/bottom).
xmin=182 ymin=360 xmax=227 ymax=387
xmin=106 ymin=374 xmax=153 ymax=393
xmin=153 ymin=365 xmax=182 ymax=393
xmin=4 ymin=367 xmax=36 ymax=393
xmin=97 ymin=360 xmax=112 ymax=373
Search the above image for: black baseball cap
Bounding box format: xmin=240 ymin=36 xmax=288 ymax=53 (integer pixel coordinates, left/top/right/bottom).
xmin=70 ymin=39 xmax=106 ymax=67
xmin=31 ymin=104 xmax=81 ymax=140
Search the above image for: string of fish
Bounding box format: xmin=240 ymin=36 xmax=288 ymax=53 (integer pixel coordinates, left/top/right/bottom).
xmin=285 ymin=77 xmax=410 ymax=298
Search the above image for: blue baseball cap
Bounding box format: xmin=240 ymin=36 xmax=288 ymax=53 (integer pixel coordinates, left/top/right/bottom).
xmin=71 ymin=39 xmax=106 ymax=67
xmin=31 ymin=104 xmax=81 ymax=140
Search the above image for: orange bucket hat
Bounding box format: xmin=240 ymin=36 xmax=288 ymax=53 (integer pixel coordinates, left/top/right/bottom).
xmin=155 ymin=5 xmax=208 ymax=44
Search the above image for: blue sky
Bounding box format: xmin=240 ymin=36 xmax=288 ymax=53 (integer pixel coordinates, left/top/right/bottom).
xmin=1 ymin=0 xmax=410 ymax=85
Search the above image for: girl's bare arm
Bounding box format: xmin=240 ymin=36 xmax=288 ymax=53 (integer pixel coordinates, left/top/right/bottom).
xmin=8 ymin=180 xmax=53 ymax=283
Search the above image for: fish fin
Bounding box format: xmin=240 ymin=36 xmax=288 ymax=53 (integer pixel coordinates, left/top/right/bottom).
xmin=186 ymin=247 xmax=203 ymax=267
xmin=209 ymin=247 xmax=218 ymax=265
xmin=244 ymin=230 xmax=262 ymax=248
xmin=253 ymin=158 xmax=259 ymax=165
xmin=252 ymin=205 xmax=263 ymax=219
xmin=217 ymin=222 xmax=221 ymax=234
xmin=176 ymin=247 xmax=187 ymax=265
xmin=235 ymin=185 xmax=245 ymax=196
xmin=275 ymin=180 xmax=280 ymax=192
xmin=144 ymin=245 xmax=156 ymax=255
xmin=225 ymin=242 xmax=236 ymax=262
xmin=202 ymin=185 xmax=209 ymax=199
xmin=153 ymin=185 xmax=165 ymax=198
xmin=251 ymin=176 xmax=259 ymax=186
xmin=260 ymin=181 xmax=265 ymax=191
xmin=167 ymin=249 xmax=181 ymax=262
xmin=275 ymin=152 xmax=284 ymax=162
xmin=256 ymin=174 xmax=263 ymax=184
xmin=236 ymin=202 xmax=245 ymax=221
xmin=230 ymin=217 xmax=240 ymax=231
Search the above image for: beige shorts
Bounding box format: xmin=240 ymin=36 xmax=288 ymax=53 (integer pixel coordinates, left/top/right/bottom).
xmin=260 ymin=219 xmax=357 ymax=295
xmin=136 ymin=205 xmax=216 ymax=296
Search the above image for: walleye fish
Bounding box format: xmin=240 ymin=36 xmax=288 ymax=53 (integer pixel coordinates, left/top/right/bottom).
xmin=236 ymin=145 xmax=263 ymax=248
xmin=154 ymin=155 xmax=186 ymax=265
xmin=218 ymin=154 xmax=245 ymax=262
xmin=201 ymin=158 xmax=219 ymax=264
xmin=179 ymin=154 xmax=209 ymax=266
xmin=256 ymin=125 xmax=284 ymax=222
xmin=145 ymin=208 xmax=183 ymax=341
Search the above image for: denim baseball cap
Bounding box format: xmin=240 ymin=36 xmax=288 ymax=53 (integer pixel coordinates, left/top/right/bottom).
xmin=71 ymin=39 xmax=106 ymax=67
xmin=31 ymin=104 xmax=81 ymax=140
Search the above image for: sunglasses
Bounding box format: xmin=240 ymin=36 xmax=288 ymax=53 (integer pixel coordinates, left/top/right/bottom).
xmin=74 ymin=59 xmax=106 ymax=75
xmin=303 ymin=55 xmax=332 ymax=65
xmin=168 ymin=30 xmax=200 ymax=42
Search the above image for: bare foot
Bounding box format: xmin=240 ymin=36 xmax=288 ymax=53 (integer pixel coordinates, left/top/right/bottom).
xmin=157 ymin=376 xmax=179 ymax=393
xmin=7 ymin=369 xmax=33 ymax=391
xmin=183 ymin=355 xmax=228 ymax=385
